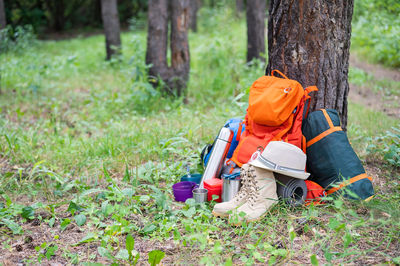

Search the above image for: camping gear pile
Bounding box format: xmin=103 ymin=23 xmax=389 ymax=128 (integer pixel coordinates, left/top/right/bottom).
xmin=172 ymin=70 xmax=375 ymax=224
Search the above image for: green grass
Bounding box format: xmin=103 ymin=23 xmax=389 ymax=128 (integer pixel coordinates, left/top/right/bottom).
xmin=0 ymin=5 xmax=399 ymax=265
xmin=347 ymin=102 xmax=399 ymax=155
xmin=352 ymin=0 xmax=400 ymax=68
xmin=349 ymin=66 xmax=400 ymax=98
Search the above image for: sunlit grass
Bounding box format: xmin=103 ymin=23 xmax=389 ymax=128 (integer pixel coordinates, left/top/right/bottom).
xmin=0 ymin=5 xmax=399 ymax=265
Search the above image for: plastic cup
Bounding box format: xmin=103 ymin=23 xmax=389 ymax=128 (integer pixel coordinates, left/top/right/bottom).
xmin=172 ymin=181 xmax=198 ymax=202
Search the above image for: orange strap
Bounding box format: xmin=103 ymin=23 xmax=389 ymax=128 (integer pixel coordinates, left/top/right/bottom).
xmin=321 ymin=109 xmax=334 ymax=128
xmin=305 ymin=86 xmax=318 ymax=96
xmin=271 ymin=115 xmax=294 ymax=142
xmin=302 ymin=135 xmax=307 ymax=153
xmin=306 ymin=126 xmax=342 ymax=147
xmin=306 ymin=109 xmax=342 ymax=148
xmin=303 ymin=86 xmax=318 ymax=119
xmin=364 ymin=195 xmax=375 ymax=201
xmin=327 ymin=173 xmax=373 ymax=195
xmin=271 ymin=69 xmax=289 ymax=79
xmin=236 ymin=122 xmax=244 ymax=141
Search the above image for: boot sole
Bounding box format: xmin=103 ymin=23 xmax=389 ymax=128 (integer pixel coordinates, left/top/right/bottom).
xmin=212 ymin=211 xmax=229 ymax=218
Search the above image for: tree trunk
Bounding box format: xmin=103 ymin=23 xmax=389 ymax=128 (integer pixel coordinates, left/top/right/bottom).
xmin=44 ymin=0 xmax=66 ymax=31
xmin=170 ymin=0 xmax=190 ymax=96
xmin=189 ymin=0 xmax=198 ymax=32
xmin=0 ymin=0 xmax=6 ymax=29
xmin=146 ymin=0 xmax=171 ymax=82
xmin=246 ymin=0 xmax=266 ymax=63
xmin=101 ymin=0 xmax=122 ymax=60
xmin=146 ymin=0 xmax=190 ymax=97
xmin=266 ymin=0 xmax=354 ymax=129
xmin=236 ymin=0 xmax=244 ymax=14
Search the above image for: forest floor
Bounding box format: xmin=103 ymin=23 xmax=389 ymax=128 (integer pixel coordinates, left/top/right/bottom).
xmin=0 ymin=20 xmax=399 ymax=264
xmin=349 ymin=54 xmax=400 ymax=119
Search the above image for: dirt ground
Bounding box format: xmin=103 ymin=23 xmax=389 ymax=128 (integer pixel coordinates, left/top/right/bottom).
xmin=348 ymin=55 xmax=400 ymax=118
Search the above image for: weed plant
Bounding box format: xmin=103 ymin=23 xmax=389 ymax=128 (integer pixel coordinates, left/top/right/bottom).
xmin=0 ymin=4 xmax=399 ymax=265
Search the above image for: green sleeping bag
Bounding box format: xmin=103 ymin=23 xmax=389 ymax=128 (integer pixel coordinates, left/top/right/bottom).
xmin=302 ymin=109 xmax=374 ymax=200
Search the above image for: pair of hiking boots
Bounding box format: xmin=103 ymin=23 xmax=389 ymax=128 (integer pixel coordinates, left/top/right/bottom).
xmin=212 ymin=164 xmax=278 ymax=225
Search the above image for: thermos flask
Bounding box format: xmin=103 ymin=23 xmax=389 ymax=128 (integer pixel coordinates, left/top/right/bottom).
xmin=199 ymin=127 xmax=233 ymax=188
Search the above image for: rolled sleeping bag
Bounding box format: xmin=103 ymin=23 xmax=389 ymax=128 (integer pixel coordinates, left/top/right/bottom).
xmin=302 ymin=109 xmax=374 ymax=200
xmin=275 ymin=173 xmax=307 ymax=206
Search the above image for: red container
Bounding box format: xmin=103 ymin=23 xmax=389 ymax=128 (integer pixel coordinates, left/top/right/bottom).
xmin=204 ymin=178 xmax=223 ymax=202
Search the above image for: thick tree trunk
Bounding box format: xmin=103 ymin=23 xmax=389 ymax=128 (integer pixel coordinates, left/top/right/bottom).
xmin=0 ymin=0 xmax=6 ymax=29
xmin=101 ymin=0 xmax=122 ymax=60
xmin=170 ymin=0 xmax=190 ymax=96
xmin=266 ymin=0 xmax=354 ymax=129
xmin=146 ymin=0 xmax=190 ymax=97
xmin=246 ymin=0 xmax=266 ymax=63
xmin=189 ymin=0 xmax=198 ymax=32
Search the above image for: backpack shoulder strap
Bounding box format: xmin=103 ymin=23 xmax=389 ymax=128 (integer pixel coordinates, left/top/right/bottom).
xmin=303 ymin=86 xmax=318 ymax=119
xmin=271 ymin=69 xmax=289 ymax=79
xmin=305 ymin=86 xmax=318 ymax=99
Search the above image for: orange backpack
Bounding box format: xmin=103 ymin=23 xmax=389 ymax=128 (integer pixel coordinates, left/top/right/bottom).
xmin=231 ymin=70 xmax=318 ymax=167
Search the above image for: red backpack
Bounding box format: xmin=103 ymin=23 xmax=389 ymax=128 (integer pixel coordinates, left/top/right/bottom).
xmin=231 ymin=70 xmax=318 ymax=167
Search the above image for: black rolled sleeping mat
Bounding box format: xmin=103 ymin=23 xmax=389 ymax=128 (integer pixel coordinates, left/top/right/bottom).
xmin=302 ymin=109 xmax=374 ymax=200
xmin=275 ymin=173 xmax=307 ymax=206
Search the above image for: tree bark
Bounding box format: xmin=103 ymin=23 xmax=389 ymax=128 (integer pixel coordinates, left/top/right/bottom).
xmin=146 ymin=0 xmax=190 ymax=97
xmin=146 ymin=0 xmax=171 ymax=83
xmin=44 ymin=0 xmax=66 ymax=31
xmin=236 ymin=0 xmax=244 ymax=14
xmin=170 ymin=0 xmax=190 ymax=96
xmin=246 ymin=0 xmax=266 ymax=63
xmin=189 ymin=0 xmax=198 ymax=32
xmin=266 ymin=0 xmax=354 ymax=129
xmin=0 ymin=0 xmax=6 ymax=29
xmin=101 ymin=0 xmax=122 ymax=60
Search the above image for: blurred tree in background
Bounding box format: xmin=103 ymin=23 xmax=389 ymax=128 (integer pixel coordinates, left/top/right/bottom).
xmin=246 ymin=0 xmax=266 ymax=63
xmin=2 ymin=0 xmax=147 ymax=35
xmin=146 ymin=0 xmax=190 ymax=98
xmin=235 ymin=0 xmax=244 ymax=14
xmin=0 ymin=0 xmax=6 ymax=29
xmin=101 ymin=0 xmax=121 ymax=60
xmin=188 ymin=0 xmax=200 ymax=32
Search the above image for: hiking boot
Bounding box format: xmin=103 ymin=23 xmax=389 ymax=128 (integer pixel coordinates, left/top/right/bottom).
xmin=229 ymin=165 xmax=278 ymax=225
xmin=212 ymin=164 xmax=252 ymax=217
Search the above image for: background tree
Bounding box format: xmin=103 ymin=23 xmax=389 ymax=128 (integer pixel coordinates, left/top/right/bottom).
xmin=0 ymin=0 xmax=6 ymax=29
xmin=146 ymin=0 xmax=190 ymax=97
xmin=266 ymin=0 xmax=354 ymax=129
xmin=100 ymin=0 xmax=121 ymax=60
xmin=189 ymin=0 xmax=198 ymax=32
xmin=246 ymin=0 xmax=266 ymax=63
xmin=44 ymin=0 xmax=66 ymax=31
xmin=236 ymin=0 xmax=244 ymax=14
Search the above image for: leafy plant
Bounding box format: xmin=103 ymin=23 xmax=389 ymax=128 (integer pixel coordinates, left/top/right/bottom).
xmin=0 ymin=25 xmax=37 ymax=53
xmin=148 ymin=250 xmax=165 ymax=266
xmin=367 ymin=127 xmax=400 ymax=167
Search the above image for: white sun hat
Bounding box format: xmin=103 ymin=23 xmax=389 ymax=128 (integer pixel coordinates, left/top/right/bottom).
xmin=248 ymin=141 xmax=310 ymax=180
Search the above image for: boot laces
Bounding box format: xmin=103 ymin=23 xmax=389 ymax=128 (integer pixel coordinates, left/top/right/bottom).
xmin=247 ymin=166 xmax=258 ymax=206
xmin=232 ymin=165 xmax=251 ymax=203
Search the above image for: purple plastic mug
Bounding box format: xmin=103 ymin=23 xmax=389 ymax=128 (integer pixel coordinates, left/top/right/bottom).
xmin=172 ymin=181 xmax=198 ymax=202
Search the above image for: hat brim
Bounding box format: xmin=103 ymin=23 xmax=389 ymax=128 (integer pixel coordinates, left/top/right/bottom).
xmin=249 ymin=160 xmax=310 ymax=180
